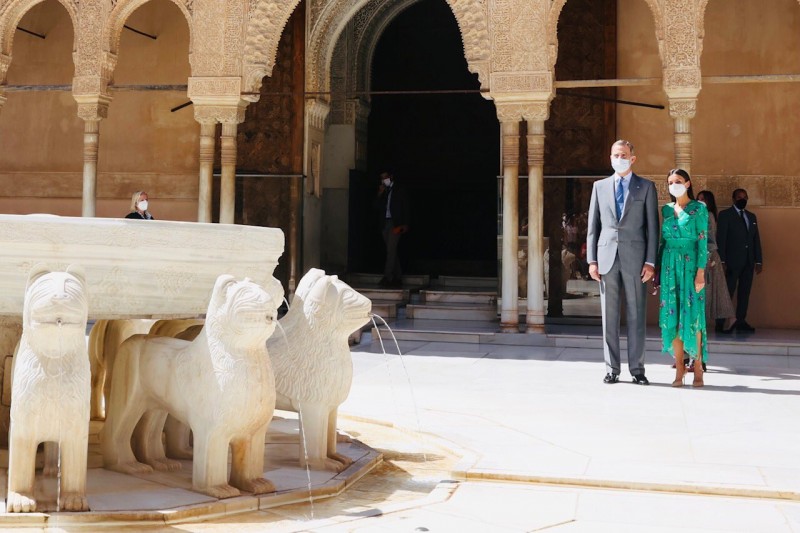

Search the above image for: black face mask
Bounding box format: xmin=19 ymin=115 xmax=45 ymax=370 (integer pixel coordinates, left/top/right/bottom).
xmin=734 ymin=198 xmax=748 ymax=210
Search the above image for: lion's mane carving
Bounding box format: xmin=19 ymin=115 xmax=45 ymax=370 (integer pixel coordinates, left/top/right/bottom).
xmin=101 ymin=275 xmax=281 ymax=499
xmin=267 ymin=268 xmax=372 ymax=472
xmin=7 ymin=265 xmax=90 ymax=512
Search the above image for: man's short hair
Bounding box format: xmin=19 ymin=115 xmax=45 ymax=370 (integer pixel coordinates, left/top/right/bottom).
xmin=732 ymin=188 xmax=747 ymax=200
xmin=612 ymin=139 xmax=635 ymax=154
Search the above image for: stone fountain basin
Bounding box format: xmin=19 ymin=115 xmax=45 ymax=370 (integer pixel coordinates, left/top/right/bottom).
xmin=0 ymin=215 xmax=285 ymax=319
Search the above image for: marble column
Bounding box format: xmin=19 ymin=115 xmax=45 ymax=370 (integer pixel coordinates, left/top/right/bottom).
xmin=81 ymin=120 xmax=100 ymax=217
xmin=197 ymin=121 xmax=216 ymax=222
xmin=526 ymin=119 xmax=546 ymax=333
xmin=219 ymin=121 xmax=238 ymax=224
xmin=499 ymin=120 xmax=520 ymax=332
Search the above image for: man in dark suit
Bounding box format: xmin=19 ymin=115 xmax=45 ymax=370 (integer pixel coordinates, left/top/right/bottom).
xmin=587 ymin=140 xmax=659 ymax=385
xmin=375 ymin=170 xmax=409 ymax=288
xmin=717 ymin=188 xmax=763 ymax=332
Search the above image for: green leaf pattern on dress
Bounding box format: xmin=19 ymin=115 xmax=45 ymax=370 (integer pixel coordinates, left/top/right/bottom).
xmin=658 ymin=200 xmax=709 ymax=362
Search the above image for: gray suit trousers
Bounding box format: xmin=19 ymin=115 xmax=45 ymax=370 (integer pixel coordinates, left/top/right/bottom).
xmin=600 ymin=254 xmax=647 ymax=375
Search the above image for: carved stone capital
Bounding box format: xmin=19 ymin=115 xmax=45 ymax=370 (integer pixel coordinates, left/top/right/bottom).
xmin=495 ymin=101 xmax=551 ymax=123
xmin=306 ymin=99 xmax=330 ymax=131
xmin=74 ymin=93 xmax=113 ymax=121
xmin=668 ymin=98 xmax=697 ymax=120
xmin=193 ymin=103 xmax=248 ymax=125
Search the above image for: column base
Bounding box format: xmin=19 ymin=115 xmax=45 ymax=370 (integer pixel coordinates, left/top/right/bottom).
xmin=499 ymin=321 xmax=521 ymax=333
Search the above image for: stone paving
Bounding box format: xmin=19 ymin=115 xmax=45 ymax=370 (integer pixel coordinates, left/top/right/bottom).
xmin=3 ymin=329 xmax=800 ymax=532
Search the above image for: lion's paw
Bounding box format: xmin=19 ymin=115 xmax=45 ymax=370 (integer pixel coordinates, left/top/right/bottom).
xmin=151 ymin=458 xmax=182 ymax=472
xmin=237 ymin=477 xmax=275 ymax=495
xmin=204 ymin=484 xmax=240 ymax=499
xmin=304 ymin=456 xmax=348 ymax=473
xmin=60 ymin=492 xmax=89 ymax=512
xmin=109 ymin=461 xmax=154 ymax=475
xmin=329 ymin=452 xmax=353 ymax=469
xmin=6 ymin=491 xmax=37 ymax=513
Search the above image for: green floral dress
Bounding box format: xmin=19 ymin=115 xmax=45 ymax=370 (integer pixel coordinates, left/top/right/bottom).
xmin=658 ymin=200 xmax=709 ymax=362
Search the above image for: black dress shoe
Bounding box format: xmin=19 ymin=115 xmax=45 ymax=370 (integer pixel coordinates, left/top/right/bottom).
xmin=736 ymin=321 xmax=756 ymax=333
xmin=603 ymin=373 xmax=619 ymax=384
xmin=632 ymin=373 xmax=650 ymax=385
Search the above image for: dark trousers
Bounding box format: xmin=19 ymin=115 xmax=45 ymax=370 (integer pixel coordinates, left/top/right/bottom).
xmin=382 ymin=218 xmax=402 ymax=280
xmin=725 ymin=263 xmax=755 ymax=321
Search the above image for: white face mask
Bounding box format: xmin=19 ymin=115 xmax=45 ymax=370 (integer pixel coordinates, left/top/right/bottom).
xmin=668 ymin=183 xmax=687 ymax=198
xmin=610 ymin=157 xmax=631 ymax=174
xmin=382 ymin=178 xmax=392 ymax=187
xmin=137 ymin=200 xmax=149 ymax=212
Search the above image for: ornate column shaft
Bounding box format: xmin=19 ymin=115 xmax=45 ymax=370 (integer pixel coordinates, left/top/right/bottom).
xmin=197 ymin=121 xmax=216 ymax=223
xmin=669 ymin=99 xmax=697 ymax=174
xmin=664 ymin=67 xmax=701 ymax=175
xmin=81 ymin=120 xmax=100 ymax=217
xmin=526 ymin=118 xmax=546 ymax=332
xmin=219 ymin=121 xmax=238 ymax=224
xmin=499 ymin=118 xmax=520 ymax=332
xmin=188 ymin=77 xmax=248 ymax=224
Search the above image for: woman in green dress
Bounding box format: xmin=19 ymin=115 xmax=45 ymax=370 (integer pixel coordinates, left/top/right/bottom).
xmin=656 ymin=169 xmax=708 ymax=387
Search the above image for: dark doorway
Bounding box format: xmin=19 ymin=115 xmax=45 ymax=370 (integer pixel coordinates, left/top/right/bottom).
xmin=350 ymin=0 xmax=500 ymax=278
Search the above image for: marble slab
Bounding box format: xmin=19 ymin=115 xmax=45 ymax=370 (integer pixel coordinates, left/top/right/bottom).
xmin=0 ymin=215 xmax=284 ymax=319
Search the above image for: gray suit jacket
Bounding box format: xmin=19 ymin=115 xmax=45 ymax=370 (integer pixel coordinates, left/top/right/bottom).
xmin=586 ymin=173 xmax=659 ymax=275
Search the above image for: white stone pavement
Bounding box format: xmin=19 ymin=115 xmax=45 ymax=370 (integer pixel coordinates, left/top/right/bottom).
xmin=326 ymin=332 xmax=800 ymax=532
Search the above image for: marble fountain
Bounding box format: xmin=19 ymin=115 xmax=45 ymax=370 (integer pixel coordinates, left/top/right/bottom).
xmin=0 ymin=215 xmax=380 ymax=528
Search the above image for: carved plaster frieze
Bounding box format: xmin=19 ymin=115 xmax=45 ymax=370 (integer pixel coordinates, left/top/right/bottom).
xmin=490 ymin=71 xmax=552 ymax=95
xmin=193 ymin=103 xmax=248 ymax=125
xmin=494 ymin=101 xmax=550 ymax=123
xmin=188 ymin=76 xmax=243 ymax=98
xmin=491 ymin=0 xmax=547 ymax=72
xmin=342 ymin=98 xmax=370 ymax=128
xmin=306 ymin=99 xmax=330 ymax=131
xmin=0 ymin=52 xmax=10 ymax=83
xmin=663 ymin=67 xmax=701 ymax=99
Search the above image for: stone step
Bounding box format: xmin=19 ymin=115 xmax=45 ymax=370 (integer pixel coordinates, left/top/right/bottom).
xmin=359 ymin=288 xmax=410 ymax=303
xmin=435 ymin=275 xmax=497 ymax=289
xmin=370 ymin=300 xmax=401 ymax=319
xmin=345 ymin=273 xmax=430 ymax=288
xmin=405 ymin=303 xmax=498 ymax=321
xmin=420 ymin=290 xmax=496 ymax=305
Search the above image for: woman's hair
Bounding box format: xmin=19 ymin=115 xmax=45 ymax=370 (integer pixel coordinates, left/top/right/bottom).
xmin=697 ymin=189 xmax=718 ymax=221
xmin=667 ymin=168 xmax=695 ymax=202
xmin=130 ymin=191 xmax=146 ymax=212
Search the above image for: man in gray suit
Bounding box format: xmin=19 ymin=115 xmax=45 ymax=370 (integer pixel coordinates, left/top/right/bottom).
xmin=587 ymin=140 xmax=659 ymax=385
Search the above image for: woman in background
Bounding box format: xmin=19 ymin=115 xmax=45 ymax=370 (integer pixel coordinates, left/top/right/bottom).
xmin=697 ymin=190 xmax=735 ymax=338
xmin=126 ymin=191 xmax=154 ymax=220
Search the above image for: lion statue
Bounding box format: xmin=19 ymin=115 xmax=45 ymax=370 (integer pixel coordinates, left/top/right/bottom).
xmin=267 ymin=268 xmax=372 ymax=472
xmin=88 ymin=319 xmax=155 ymax=420
xmin=101 ymin=275 xmax=282 ymax=499
xmin=7 ymin=265 xmax=91 ymax=513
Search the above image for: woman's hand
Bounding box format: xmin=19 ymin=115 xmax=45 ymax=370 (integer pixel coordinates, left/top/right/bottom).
xmin=694 ymin=269 xmax=705 ymax=293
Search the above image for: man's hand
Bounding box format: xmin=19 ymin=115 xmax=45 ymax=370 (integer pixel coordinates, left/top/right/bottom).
xmin=756 ymin=264 xmax=763 ymax=275
xmin=641 ymin=264 xmax=655 ymax=283
xmin=695 ymin=269 xmax=705 ymax=293
xmin=589 ymin=263 xmax=601 ymax=281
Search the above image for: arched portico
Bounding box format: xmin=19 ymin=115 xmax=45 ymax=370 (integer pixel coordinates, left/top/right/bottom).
xmin=0 ymin=0 xmax=77 ymax=62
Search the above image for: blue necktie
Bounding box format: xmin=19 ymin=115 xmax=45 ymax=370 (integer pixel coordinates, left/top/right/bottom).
xmin=615 ymin=178 xmax=624 ymax=219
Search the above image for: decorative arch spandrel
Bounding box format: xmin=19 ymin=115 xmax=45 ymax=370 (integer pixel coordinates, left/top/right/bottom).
xmin=547 ymin=0 xmax=664 ymax=70
xmin=0 ymin=0 xmax=79 ymax=71
xmin=104 ymin=0 xmax=193 ymax=66
xmin=242 ymin=0 xmax=302 ymax=95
